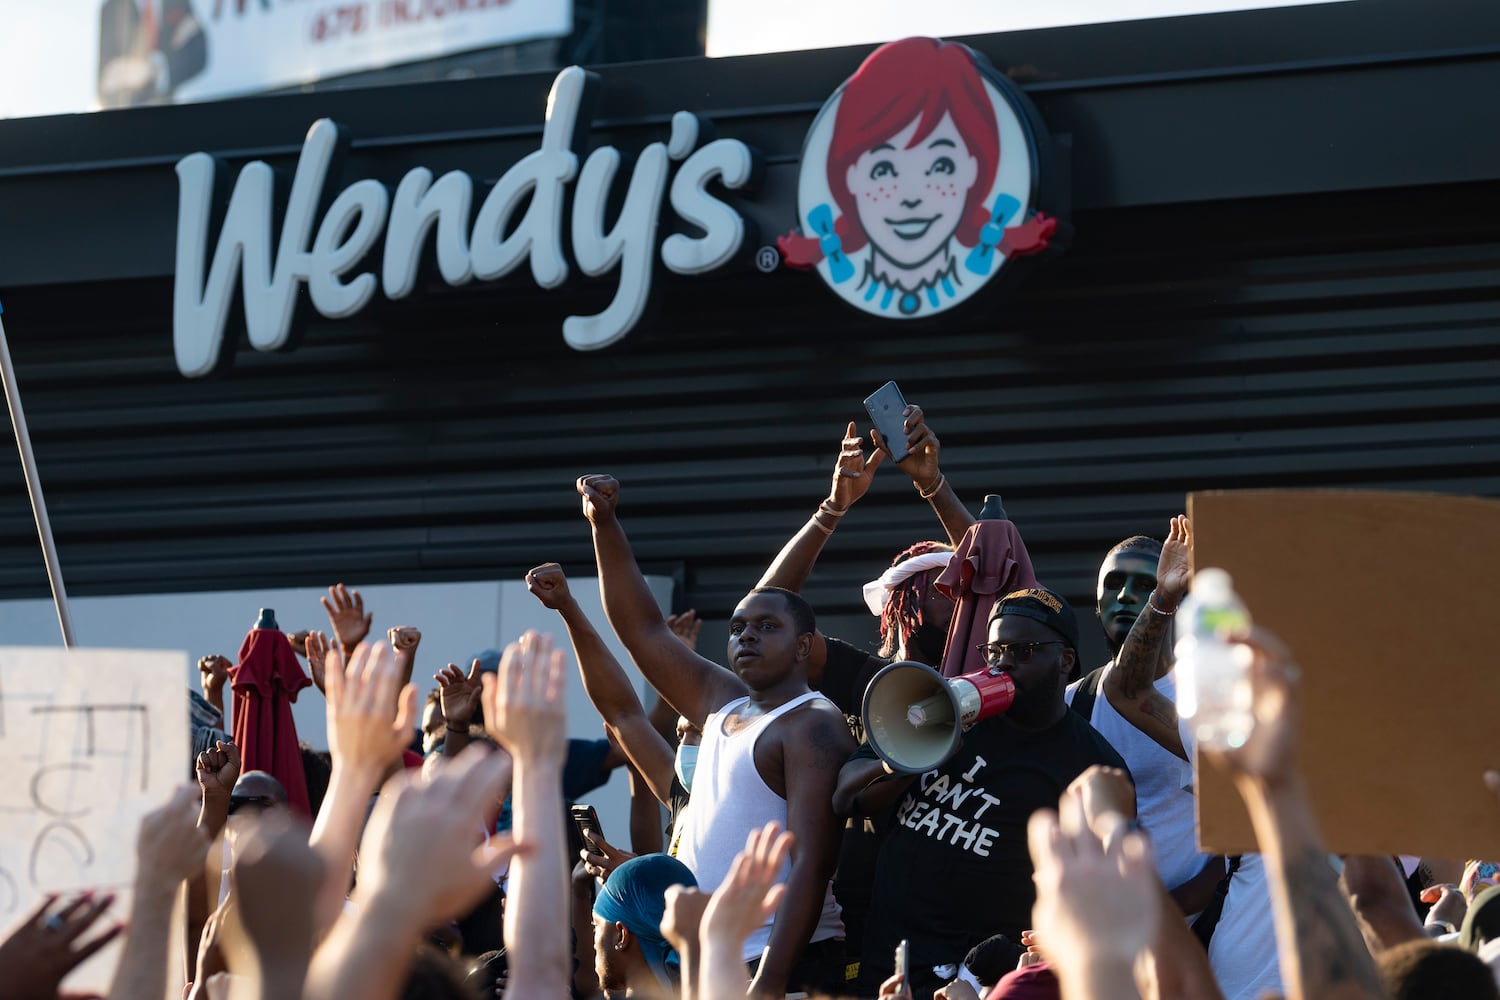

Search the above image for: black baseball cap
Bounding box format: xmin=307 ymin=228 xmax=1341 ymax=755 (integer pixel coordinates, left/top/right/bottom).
xmin=991 ymin=586 xmax=1081 ymax=661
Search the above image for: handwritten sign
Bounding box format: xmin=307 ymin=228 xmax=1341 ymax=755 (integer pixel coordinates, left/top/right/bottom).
xmin=0 ymin=647 xmax=188 ymax=990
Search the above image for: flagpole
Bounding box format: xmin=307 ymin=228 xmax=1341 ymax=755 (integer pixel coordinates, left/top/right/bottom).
xmin=0 ymin=300 xmax=75 ymax=648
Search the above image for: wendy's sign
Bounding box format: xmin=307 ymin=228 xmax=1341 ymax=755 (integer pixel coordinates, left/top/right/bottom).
xmin=172 ymin=67 xmax=758 ymax=378
xmin=778 ymin=37 xmax=1061 ymax=318
xmin=171 ymin=37 xmax=1063 ymax=378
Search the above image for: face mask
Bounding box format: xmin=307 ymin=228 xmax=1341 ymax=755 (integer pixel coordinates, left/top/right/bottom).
xmin=674 ymin=743 xmax=698 ymax=792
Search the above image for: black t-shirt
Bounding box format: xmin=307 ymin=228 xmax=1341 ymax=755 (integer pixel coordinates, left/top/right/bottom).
xmin=817 ymin=635 xmax=888 ymax=742
xmin=856 ymin=710 xmax=1131 ymax=992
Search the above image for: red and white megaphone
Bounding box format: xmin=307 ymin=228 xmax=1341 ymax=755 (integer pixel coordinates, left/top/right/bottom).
xmin=861 ymin=660 xmax=1015 ymax=774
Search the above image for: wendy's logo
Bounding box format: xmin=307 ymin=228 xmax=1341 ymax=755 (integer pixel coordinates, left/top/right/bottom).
xmin=779 ymin=37 xmax=1061 ymax=319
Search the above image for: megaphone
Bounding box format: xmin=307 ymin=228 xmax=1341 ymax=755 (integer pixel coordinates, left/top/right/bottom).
xmin=861 ymin=660 xmax=1015 ymax=774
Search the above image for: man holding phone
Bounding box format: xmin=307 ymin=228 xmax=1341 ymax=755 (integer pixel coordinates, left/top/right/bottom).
xmin=578 ymin=474 xmax=855 ymax=999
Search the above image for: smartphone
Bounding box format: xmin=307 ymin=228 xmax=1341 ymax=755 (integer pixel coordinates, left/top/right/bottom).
xmin=571 ymin=804 xmax=605 ymax=856
xmin=894 ymin=939 xmax=911 ymax=995
xmin=864 ymin=381 xmax=910 ymax=463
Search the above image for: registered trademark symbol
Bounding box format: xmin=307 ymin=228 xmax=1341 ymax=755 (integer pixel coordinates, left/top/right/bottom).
xmin=755 ymin=246 xmax=780 ymax=273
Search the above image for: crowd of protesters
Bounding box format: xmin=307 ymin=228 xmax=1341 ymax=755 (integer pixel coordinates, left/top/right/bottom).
xmin=7 ymin=403 xmax=1500 ymax=1000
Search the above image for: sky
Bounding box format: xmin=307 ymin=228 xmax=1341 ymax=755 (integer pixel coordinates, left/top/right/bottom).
xmin=0 ymin=0 xmax=1345 ymax=120
xmin=705 ymin=0 xmax=1346 ymax=58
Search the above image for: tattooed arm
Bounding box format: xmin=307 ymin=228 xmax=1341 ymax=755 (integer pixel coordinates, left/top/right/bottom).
xmin=1212 ymin=629 xmax=1384 ymax=1000
xmin=1104 ymin=515 xmax=1191 ymax=759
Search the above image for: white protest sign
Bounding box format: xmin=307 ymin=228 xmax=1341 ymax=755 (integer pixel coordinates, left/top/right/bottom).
xmin=0 ymin=647 xmax=189 ymax=991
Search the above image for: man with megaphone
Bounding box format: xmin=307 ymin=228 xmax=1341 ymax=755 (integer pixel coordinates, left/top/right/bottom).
xmin=834 ymin=586 xmax=1130 ymax=999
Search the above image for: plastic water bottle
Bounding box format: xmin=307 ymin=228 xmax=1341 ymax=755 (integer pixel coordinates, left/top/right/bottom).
xmin=1174 ymin=568 xmax=1254 ymax=751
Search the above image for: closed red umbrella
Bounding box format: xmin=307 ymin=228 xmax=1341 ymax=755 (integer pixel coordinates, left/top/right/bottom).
xmin=934 ymin=499 xmax=1039 ymax=678
xmin=230 ymin=609 xmax=312 ymax=816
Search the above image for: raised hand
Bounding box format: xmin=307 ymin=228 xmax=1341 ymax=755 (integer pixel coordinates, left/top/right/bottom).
xmin=660 ymin=884 xmax=710 ymax=958
xmin=577 ymin=475 xmax=621 ymax=525
xmin=1155 ymin=515 xmax=1192 ymax=610
xmin=287 ymin=630 xmax=311 ymax=658
xmin=388 ymin=626 xmax=422 ymax=686
xmin=198 ymin=655 xmax=231 ymax=709
xmin=324 ymin=641 xmax=417 ymax=775
xmin=355 ymin=747 xmax=518 ymax=928
xmin=1204 ymin=627 xmax=1301 ymax=787
xmin=221 ymin=815 xmax=325 ymax=993
xmin=135 ymin=785 xmax=214 ymax=897
xmin=877 ymin=971 xmax=912 ymax=1000
xmin=0 ymin=892 xmax=121 ymax=1000
xmin=872 ymin=404 xmax=942 ymax=493
xmin=1064 ymin=764 xmax=1138 ymax=839
xmin=701 ymin=821 xmax=793 ymax=956
xmin=388 ymin=627 xmax=421 ymax=654
xmin=1027 ymin=793 xmax=1159 ymax=972
xmin=525 ymin=563 xmax=573 ymax=611
xmin=828 ymin=420 xmax=884 ymax=512
xmin=304 ymin=631 xmax=330 ymax=695
xmin=435 ymin=661 xmax=483 ymax=729
xmin=480 ymin=631 xmax=567 ymax=766
xmin=667 ymin=609 xmax=702 ymax=651
xmin=321 ymin=583 xmax=372 ymax=652
xmin=196 ymin=740 xmax=242 ymax=803
xmin=578 ymin=830 xmax=636 ymax=881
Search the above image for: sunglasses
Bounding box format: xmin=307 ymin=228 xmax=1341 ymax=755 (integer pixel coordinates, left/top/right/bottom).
xmin=227 ymin=794 xmax=275 ymax=815
xmin=974 ymin=640 xmax=1064 ymax=667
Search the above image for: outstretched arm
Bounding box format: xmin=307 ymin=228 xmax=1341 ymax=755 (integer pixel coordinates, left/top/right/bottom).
xmin=751 ymin=707 xmax=857 ymax=998
xmin=526 ymin=562 xmax=677 ymax=805
xmin=758 ymin=421 xmax=884 ymax=593
xmin=758 ymin=422 xmax=884 ymax=674
xmin=484 ymin=632 xmax=573 ymax=1000
xmin=701 ymin=825 xmax=794 ymax=1000
xmin=579 ymin=475 xmax=744 ymax=727
xmin=308 ymin=641 xmax=417 ymax=937
xmin=1211 ymin=629 xmax=1384 ymax=1000
xmin=1104 ymin=514 xmax=1191 ymax=760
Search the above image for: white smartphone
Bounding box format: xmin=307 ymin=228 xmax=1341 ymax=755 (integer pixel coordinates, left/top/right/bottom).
xmin=864 ymin=381 xmax=910 ymax=463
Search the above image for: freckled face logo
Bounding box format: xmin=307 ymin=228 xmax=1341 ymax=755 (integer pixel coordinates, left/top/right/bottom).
xmin=779 ymin=37 xmax=1059 ymax=318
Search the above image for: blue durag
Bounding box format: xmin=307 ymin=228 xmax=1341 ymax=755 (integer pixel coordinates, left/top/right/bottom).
xmin=593 ymin=854 xmax=697 ymax=981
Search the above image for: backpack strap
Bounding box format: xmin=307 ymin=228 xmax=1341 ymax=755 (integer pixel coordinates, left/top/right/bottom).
xmin=1070 ymin=665 xmax=1107 ymax=721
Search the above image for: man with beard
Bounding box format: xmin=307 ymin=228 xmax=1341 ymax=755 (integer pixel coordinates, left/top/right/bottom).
xmin=834 ymin=587 xmax=1128 ymax=998
xmin=1066 ymin=524 xmax=1222 ymax=916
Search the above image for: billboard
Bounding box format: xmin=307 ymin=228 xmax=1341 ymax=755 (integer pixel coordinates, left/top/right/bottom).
xmin=98 ymin=0 xmax=572 ymax=109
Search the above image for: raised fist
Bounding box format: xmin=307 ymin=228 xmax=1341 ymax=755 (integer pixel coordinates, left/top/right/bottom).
xmin=388 ymin=626 xmax=422 ymax=652
xmin=577 ymin=475 xmax=620 ymax=524
xmin=198 ymin=655 xmax=231 ymax=702
xmin=526 ymin=563 xmax=573 ymax=610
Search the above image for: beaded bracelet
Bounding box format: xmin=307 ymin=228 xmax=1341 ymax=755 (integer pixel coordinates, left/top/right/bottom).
xmin=1147 ymin=589 xmax=1177 ymax=616
xmin=916 ymin=473 xmax=947 ymax=500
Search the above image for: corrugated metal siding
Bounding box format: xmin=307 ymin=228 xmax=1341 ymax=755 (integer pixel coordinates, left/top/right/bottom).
xmin=3 ymin=182 xmax=1499 ymax=639
xmin=3 ymin=3 xmax=1500 ymax=664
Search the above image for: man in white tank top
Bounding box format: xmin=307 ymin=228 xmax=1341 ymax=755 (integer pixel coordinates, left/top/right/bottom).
xmin=579 ymin=474 xmax=857 ymax=998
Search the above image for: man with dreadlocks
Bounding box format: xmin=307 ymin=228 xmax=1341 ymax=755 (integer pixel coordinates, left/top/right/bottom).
xmin=755 ymin=404 xmax=971 ymax=977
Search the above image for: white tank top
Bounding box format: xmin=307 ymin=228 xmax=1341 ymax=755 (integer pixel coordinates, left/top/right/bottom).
xmin=670 ymin=691 xmax=845 ymax=961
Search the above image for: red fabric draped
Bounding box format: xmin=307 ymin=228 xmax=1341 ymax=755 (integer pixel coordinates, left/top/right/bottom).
xmin=230 ymin=627 xmax=313 ymax=816
xmin=934 ymin=519 xmax=1038 ymax=678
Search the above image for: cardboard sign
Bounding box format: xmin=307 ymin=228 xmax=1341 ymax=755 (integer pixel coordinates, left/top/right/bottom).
xmin=0 ymin=647 xmax=189 ymax=990
xmin=1189 ymin=490 xmax=1500 ymax=859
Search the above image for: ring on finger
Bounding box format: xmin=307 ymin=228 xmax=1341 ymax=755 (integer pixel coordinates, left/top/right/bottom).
xmin=43 ymin=914 xmax=65 ymax=932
